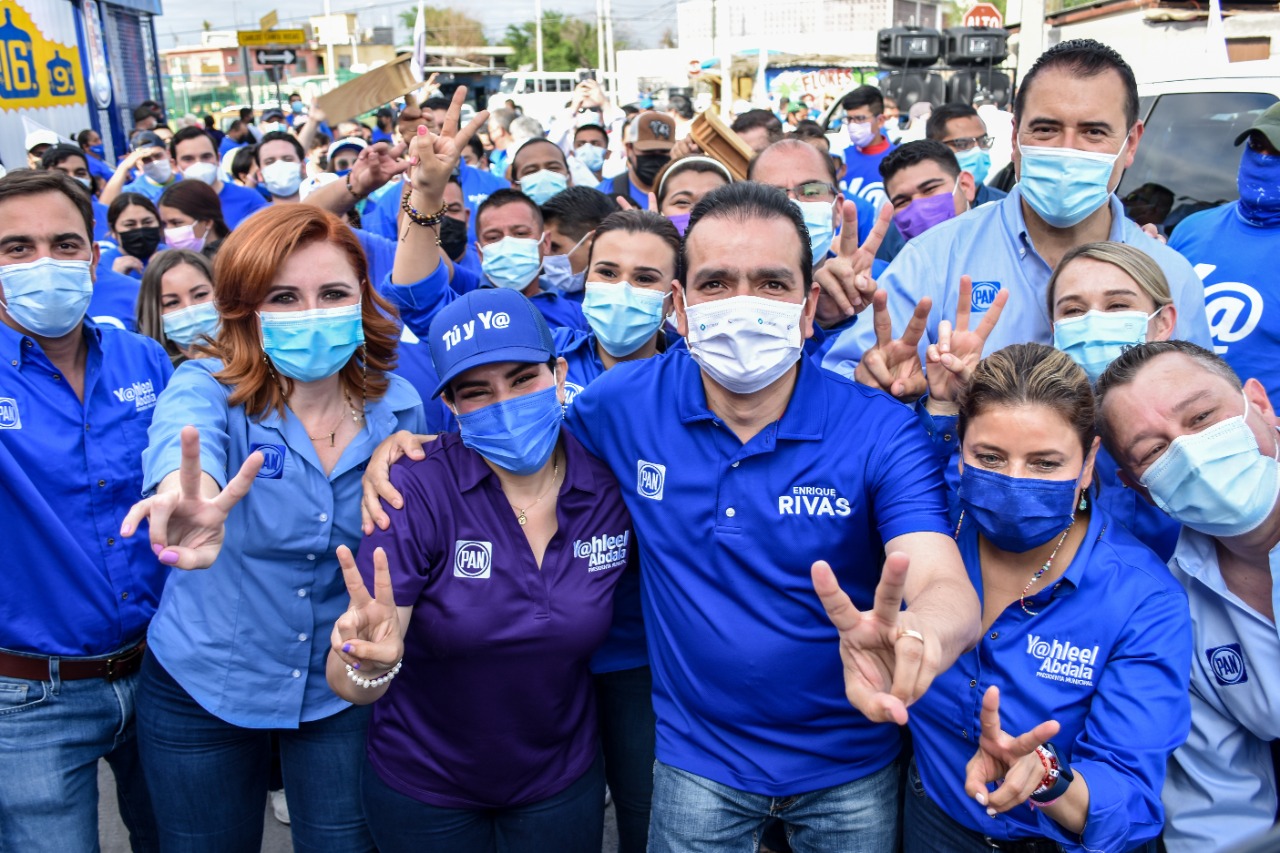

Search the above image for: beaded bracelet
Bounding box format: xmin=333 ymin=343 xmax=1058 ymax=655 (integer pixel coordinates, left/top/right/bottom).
xmin=344 ymin=658 xmax=402 ymax=689
xmin=345 ymin=171 xmax=367 ymax=201
xmin=400 ymin=186 xmax=448 ymax=228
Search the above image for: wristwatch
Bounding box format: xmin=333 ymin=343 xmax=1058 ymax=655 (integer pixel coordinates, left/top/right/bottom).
xmin=1029 ymin=742 xmax=1074 ymax=805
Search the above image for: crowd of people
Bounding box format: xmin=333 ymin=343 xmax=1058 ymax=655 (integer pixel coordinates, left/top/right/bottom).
xmin=2 ymin=35 xmax=1279 ymax=853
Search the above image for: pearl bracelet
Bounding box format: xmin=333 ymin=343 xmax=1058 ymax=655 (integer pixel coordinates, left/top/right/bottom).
xmin=345 ymin=659 xmax=402 ymax=689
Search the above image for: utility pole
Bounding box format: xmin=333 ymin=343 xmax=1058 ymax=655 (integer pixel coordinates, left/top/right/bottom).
xmin=715 ymin=0 xmax=732 ymax=121
xmin=535 ymin=0 xmax=544 ymax=72
xmin=323 ymin=0 xmax=337 ymax=86
xmin=604 ymin=0 xmax=616 ymax=90
xmin=595 ymin=0 xmax=606 ymax=81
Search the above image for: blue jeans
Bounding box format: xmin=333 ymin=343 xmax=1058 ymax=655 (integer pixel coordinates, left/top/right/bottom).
xmin=362 ymin=749 xmax=606 ymax=853
xmin=0 ymin=657 xmax=158 ymax=851
xmin=595 ymin=665 xmax=656 ymax=853
xmin=648 ymin=759 xmax=899 ymax=853
xmin=135 ymin=652 xmax=373 ymax=853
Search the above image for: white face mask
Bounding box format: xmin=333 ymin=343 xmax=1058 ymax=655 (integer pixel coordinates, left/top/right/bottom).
xmin=142 ymin=158 xmax=172 ymax=184
xmin=683 ymin=294 xmax=804 ymax=395
xmin=261 ymin=160 xmax=303 ymax=198
xmin=182 ymin=161 xmax=219 ymax=186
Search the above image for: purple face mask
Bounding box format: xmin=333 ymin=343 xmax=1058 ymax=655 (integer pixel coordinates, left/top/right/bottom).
xmin=667 ymin=212 xmax=691 ymax=236
xmin=896 ymin=184 xmax=960 ymax=240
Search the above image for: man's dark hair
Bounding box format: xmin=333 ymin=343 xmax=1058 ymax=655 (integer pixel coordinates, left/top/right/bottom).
xmin=170 ymin=126 xmax=215 ymax=158
xmin=879 ymin=139 xmax=961 ymax=182
xmin=466 ymin=134 xmax=486 ymax=163
xmin=685 ymin=182 xmax=813 ymax=287
xmin=669 ymin=94 xmax=694 ymax=121
xmin=39 ymin=144 xmax=89 ymax=172
xmin=730 ymin=109 xmax=783 ymax=145
xmin=76 ymin=129 xmax=96 ymax=148
xmin=841 ymin=85 xmax=885 ymax=115
xmin=423 ymin=96 xmax=452 ymax=112
xmin=0 ymin=170 xmax=94 ymax=241
xmin=227 ymin=119 xmax=244 ymax=135
xmin=475 ymin=188 xmax=544 ymax=235
xmin=541 ymin=187 xmax=621 ymax=242
xmin=203 ymin=114 xmax=216 ymax=129
xmin=1014 ymin=39 xmax=1139 ymax=130
xmin=790 ymin=120 xmax=828 ymax=142
xmin=511 ymin=138 xmax=568 ymax=177
xmin=925 ymin=103 xmax=980 ymax=141
xmin=239 ymin=107 xmax=254 ymax=122
xmin=230 ymin=146 xmax=257 ymax=180
xmin=748 ymin=138 xmax=837 ymax=184
xmin=253 ymin=131 xmax=305 ymax=165
xmin=133 ymin=104 xmax=156 ymax=124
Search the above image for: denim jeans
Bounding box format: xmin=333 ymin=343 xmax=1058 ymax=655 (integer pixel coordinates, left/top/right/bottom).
xmin=595 ymin=665 xmax=656 ymax=853
xmin=361 ymin=749 xmax=606 ymax=853
xmin=0 ymin=658 xmax=158 ymax=851
xmin=648 ymin=758 xmax=899 ymax=853
xmin=135 ymin=652 xmax=373 ymax=853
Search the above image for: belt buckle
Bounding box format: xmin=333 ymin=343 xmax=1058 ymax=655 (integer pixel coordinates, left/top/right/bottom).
xmin=982 ymin=837 xmax=1005 ymax=851
xmin=103 ymin=642 xmax=142 ymax=682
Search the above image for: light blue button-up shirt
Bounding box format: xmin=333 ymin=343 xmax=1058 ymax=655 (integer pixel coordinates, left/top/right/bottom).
xmin=821 ymin=188 xmax=1213 ymax=377
xmin=141 ymin=358 xmax=425 ymax=728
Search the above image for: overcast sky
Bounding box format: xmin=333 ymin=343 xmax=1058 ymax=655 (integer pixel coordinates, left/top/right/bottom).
xmin=152 ymin=0 xmax=671 ymax=51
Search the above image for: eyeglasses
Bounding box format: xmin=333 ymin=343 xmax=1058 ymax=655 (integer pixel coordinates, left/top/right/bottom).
xmin=775 ymin=181 xmax=838 ymax=202
xmin=942 ymin=135 xmax=994 ymax=152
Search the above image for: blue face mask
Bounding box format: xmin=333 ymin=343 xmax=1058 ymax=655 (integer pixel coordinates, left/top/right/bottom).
xmin=456 ymin=384 xmax=563 ymax=475
xmin=334 ymin=168 xmax=351 ymax=179
xmin=957 ymin=465 xmax=1081 ymax=553
xmin=481 ymin=235 xmax=543 ymax=291
xmin=291 ymin=101 xmax=305 ymax=114
xmin=793 ymin=200 xmax=836 ymax=262
xmin=519 ymin=169 xmax=569 ymax=206
xmin=162 ymin=300 xmax=220 ymax=348
xmin=1053 ymin=308 xmax=1160 ymax=383
xmin=0 ymin=257 xmax=93 ymax=338
xmin=260 ymin=302 xmax=364 ymax=383
xmin=582 ymin=281 xmax=668 ymax=357
xmin=1237 ymin=146 xmax=1280 ymax=227
xmin=955 ymin=147 xmax=991 ymax=186
xmin=1018 ymin=137 xmax=1127 ymax=228
xmin=575 ymin=143 xmax=606 ymax=173
xmin=541 ymin=240 xmax=588 ymax=295
xmin=90 ymin=144 xmax=106 ymax=159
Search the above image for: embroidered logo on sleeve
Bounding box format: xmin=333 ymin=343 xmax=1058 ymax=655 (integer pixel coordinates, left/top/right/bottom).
xmin=1207 ymin=643 xmax=1248 ymax=686
xmin=0 ymin=397 xmax=20 ymax=429
xmin=453 ymin=540 xmax=492 ymax=579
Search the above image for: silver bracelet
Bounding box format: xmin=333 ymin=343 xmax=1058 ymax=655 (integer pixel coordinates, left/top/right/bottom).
xmin=344 ymin=658 xmax=402 ymax=689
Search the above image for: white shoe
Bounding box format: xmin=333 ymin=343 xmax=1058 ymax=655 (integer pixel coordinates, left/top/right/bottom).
xmin=270 ymin=789 xmax=291 ymax=825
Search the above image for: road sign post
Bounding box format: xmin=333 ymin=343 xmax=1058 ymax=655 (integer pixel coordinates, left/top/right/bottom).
xmin=254 ymin=48 xmax=297 ymax=65
xmin=963 ymin=3 xmax=1004 ymax=28
xmin=237 ymin=29 xmax=306 ymax=47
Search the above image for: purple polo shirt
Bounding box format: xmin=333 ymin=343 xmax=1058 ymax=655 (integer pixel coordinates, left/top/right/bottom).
xmin=358 ymin=429 xmax=634 ymax=809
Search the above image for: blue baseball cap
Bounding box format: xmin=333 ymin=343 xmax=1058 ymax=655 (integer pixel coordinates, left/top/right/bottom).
xmin=427 ymin=289 xmax=555 ymax=398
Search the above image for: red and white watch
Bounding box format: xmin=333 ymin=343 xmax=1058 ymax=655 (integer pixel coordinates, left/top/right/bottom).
xmin=1029 ymin=742 xmax=1074 ymax=807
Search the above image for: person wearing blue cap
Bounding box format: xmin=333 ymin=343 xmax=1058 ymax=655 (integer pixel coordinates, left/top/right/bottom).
xmin=328 ymin=286 xmax=633 ymax=853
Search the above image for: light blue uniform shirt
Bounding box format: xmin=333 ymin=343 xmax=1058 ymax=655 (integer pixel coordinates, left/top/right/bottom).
xmin=122 ymin=174 xmax=176 ymax=202
xmin=821 ymin=188 xmax=1213 ymax=377
xmin=1162 ymin=531 xmax=1280 ymax=853
xmin=141 ymin=359 xmax=425 ymax=728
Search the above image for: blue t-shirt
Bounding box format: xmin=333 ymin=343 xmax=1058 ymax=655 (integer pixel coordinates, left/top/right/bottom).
xmin=219 ymin=137 xmax=246 ymax=158
xmin=218 ymin=180 xmax=270 ymax=230
xmin=91 ymin=196 xmax=111 ymax=242
xmin=565 ymin=351 xmax=952 ymax=794
xmin=842 ymin=136 xmax=895 ymax=211
xmin=1168 ymin=201 xmax=1280 ymax=400
xmin=88 ymin=267 xmax=142 ymax=332
xmin=122 ymin=174 xmax=177 ymax=202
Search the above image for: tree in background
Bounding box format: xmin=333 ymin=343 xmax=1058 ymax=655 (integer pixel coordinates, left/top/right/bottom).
xmin=396 ymin=6 xmax=488 ymax=46
xmin=502 ymin=11 xmax=626 ymax=71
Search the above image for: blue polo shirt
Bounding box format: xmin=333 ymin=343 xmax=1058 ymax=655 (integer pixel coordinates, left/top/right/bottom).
xmin=0 ymin=320 xmax=172 ymax=656
xmin=359 ymin=430 xmax=633 ymax=808
xmin=822 ymin=187 xmax=1214 ymax=376
xmin=565 ymin=351 xmax=952 ymax=794
xmin=842 ymin=136 xmax=894 ymax=210
xmin=141 ymin=359 xmax=426 ymax=728
xmin=122 ymin=174 xmax=177 ymax=202
xmin=596 ymin=174 xmax=651 ymax=210
xmin=218 ymin=180 xmax=270 ymax=230
xmin=358 ymin=180 xmax=402 ymax=241
xmin=910 ymin=507 xmax=1191 ymax=852
xmin=218 ymin=137 xmax=245 ymax=158
xmin=88 ymin=267 xmax=142 ymax=332
xmin=91 ymin=196 xmax=111 ymax=242
xmin=88 ymin=155 xmax=115 ymax=182
xmin=356 ymin=228 xmax=396 ymax=291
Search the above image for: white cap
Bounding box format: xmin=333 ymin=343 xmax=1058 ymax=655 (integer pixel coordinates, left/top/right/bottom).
xmin=25 ymin=130 xmax=59 ymax=151
xmin=299 ymin=172 xmax=339 ymax=200
xmin=327 ymin=137 xmax=368 ymax=160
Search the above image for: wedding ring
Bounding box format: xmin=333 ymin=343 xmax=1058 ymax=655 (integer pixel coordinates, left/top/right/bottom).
xmin=899 ymin=629 xmax=925 ymax=643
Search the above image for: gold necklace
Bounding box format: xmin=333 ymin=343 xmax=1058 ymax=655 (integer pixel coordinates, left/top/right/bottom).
xmin=510 ymin=454 xmax=560 ymax=525
xmin=308 ymin=390 xmax=366 ymax=447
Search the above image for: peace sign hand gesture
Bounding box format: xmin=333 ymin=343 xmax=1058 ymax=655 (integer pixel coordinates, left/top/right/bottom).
xmin=814 ymin=202 xmax=892 ymax=327
xmin=964 ymin=686 xmax=1062 ymax=815
xmin=331 ymin=545 xmax=403 ymax=675
xmin=924 ymin=276 xmax=1009 ymax=411
xmin=119 ymin=426 xmax=262 ymax=570
xmin=853 ymin=290 xmax=932 ymax=402
xmin=406 ymin=86 xmax=490 ymax=202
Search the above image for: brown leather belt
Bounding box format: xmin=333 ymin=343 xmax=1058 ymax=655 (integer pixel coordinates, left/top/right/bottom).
xmin=0 ymin=640 xmax=146 ymax=682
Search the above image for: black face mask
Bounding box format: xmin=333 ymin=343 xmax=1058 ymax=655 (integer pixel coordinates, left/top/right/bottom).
xmin=632 ymin=152 xmax=670 ymax=187
xmin=119 ymin=226 xmax=162 ymax=261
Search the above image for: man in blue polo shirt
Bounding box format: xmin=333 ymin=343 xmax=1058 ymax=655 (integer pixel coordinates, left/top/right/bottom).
xmin=0 ymin=170 xmax=170 ymax=848
xmin=169 ymin=126 xmax=268 ymax=230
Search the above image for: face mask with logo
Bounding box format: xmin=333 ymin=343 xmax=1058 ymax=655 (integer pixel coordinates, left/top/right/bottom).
xmin=142 ymin=158 xmax=172 ymax=184
xmin=261 ymin=160 xmax=303 ymax=198
xmin=162 ymin=300 xmax=220 ymax=347
xmin=1237 ymin=146 xmax=1280 ymax=228
xmin=666 ymin=212 xmax=691 ymax=236
xmin=164 ymin=223 xmax=207 ymax=252
xmin=519 ymin=169 xmax=569 ymax=206
xmin=583 ymin=281 xmax=668 ymax=357
xmin=575 ymin=143 xmax=606 ymax=173
xmin=847 ymin=121 xmax=876 ymax=149
xmin=633 ymin=152 xmax=670 ymax=187
xmin=956 ymin=147 xmax=991 ymax=186
xmin=183 ymin=161 xmax=219 ymax=186
xmin=684 ymin=294 xmax=804 ymax=395
xmin=0 ymin=257 xmax=93 ymax=338
xmin=1140 ymin=391 xmax=1280 ymax=538
xmin=90 ymin=144 xmax=106 ymax=159
xmin=957 ymin=465 xmax=1081 ymax=553
xmin=120 ymin=227 xmax=163 ymax=261
xmin=481 ymin=236 xmax=543 ymax=291
xmin=1053 ymin=308 xmax=1161 ymax=383
xmin=456 ymin=384 xmax=563 ymax=476
xmin=896 ymin=181 xmax=961 ymax=241
xmin=794 ymin=200 xmax=836 ymax=262
xmin=1018 ymin=136 xmax=1127 ymax=229
xmin=260 ymin=302 xmax=364 ymax=382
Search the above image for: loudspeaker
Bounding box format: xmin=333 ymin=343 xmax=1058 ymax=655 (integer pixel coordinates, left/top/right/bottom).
xmin=943 ymin=27 xmax=1009 ymax=66
xmin=881 ymin=70 xmax=947 ymax=111
xmin=876 ymin=27 xmax=943 ymax=67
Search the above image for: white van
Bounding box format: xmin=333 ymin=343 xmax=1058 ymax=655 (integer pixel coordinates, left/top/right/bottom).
xmin=497 ymin=71 xmax=583 ymax=127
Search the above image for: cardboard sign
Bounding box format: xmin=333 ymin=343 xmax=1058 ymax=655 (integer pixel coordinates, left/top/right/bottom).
xmin=315 ymin=54 xmax=419 ymax=122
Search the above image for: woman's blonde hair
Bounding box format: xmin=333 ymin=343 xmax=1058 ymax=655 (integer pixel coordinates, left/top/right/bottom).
xmin=135 ymin=249 xmax=214 ymax=365
xmin=1046 ymin=241 xmax=1172 ymax=317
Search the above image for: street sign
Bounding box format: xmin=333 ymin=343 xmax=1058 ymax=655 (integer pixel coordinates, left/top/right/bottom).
xmin=237 ymin=28 xmax=306 ymax=47
xmin=259 ymin=10 xmax=279 ymax=30
xmin=255 ymin=48 xmax=297 ymax=65
xmin=687 ymin=59 xmax=702 ymax=77
xmin=963 ymin=3 xmax=1004 ymax=28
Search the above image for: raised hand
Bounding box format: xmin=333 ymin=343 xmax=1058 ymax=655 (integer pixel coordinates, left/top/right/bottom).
xmin=614 ymin=190 xmax=658 ymax=213
xmin=331 ymin=545 xmax=403 ymax=674
xmin=964 ymin=686 xmax=1062 ymax=815
xmin=924 ymin=276 xmax=1009 ymax=409
xmin=347 ymin=140 xmax=410 ymax=198
xmin=854 ymin=290 xmax=932 ymax=401
xmin=361 ymin=431 xmax=439 ymax=533
xmin=119 ymin=426 xmax=262 ymax=569
xmin=813 ymin=202 xmax=892 ymax=327
xmin=406 ymin=86 xmax=490 ymax=201
xmin=811 ymin=554 xmax=942 ymax=725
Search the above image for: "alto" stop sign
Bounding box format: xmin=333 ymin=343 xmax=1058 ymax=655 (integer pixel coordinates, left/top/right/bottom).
xmin=963 ymin=2 xmax=1004 ymax=28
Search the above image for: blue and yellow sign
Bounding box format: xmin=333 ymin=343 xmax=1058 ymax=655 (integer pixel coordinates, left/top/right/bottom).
xmin=0 ymin=1 xmax=84 ymax=110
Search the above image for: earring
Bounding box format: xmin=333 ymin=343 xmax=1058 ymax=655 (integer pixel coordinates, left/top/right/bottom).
xmin=1078 ymin=494 xmax=1088 ymax=512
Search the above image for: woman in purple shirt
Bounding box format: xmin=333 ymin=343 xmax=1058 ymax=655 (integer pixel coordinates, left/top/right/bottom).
xmin=327 ymin=285 xmax=634 ymax=853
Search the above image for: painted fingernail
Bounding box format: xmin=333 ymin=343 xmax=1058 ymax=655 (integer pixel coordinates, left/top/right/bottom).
xmin=342 ymin=643 xmax=352 ymax=653
xmin=151 ymin=543 xmax=163 ymax=556
xmin=975 ymin=793 xmax=986 ymax=806
xmin=159 ymin=549 xmax=179 ymax=565
xmin=352 ymin=661 xmax=360 ymax=670
xmin=986 ymin=807 xmax=997 ymax=817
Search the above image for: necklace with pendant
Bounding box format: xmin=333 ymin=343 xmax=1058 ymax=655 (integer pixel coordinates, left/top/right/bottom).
xmin=308 ymin=390 xmax=365 ymax=447
xmin=510 ymin=454 xmax=560 ymax=525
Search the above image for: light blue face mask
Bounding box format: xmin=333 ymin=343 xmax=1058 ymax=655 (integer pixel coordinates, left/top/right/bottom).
xmin=1052 ymin=308 xmax=1159 ymax=383
xmin=481 ymin=236 xmax=543 ymax=291
xmin=1140 ymin=391 xmax=1280 ymax=538
xmin=519 ymin=169 xmax=569 ymax=206
xmin=793 ymin=200 xmax=836 ymax=263
xmin=955 ymin=147 xmax=991 ymax=187
xmin=456 ymin=384 xmax=563 ymax=475
xmin=582 ymin=281 xmax=668 ymax=357
xmin=575 ymin=143 xmax=606 ymax=173
xmin=162 ymin=300 xmax=220 ymax=348
xmin=0 ymin=257 xmax=93 ymax=338
xmin=1018 ymin=137 xmax=1127 ymax=228
xmin=260 ymin=302 xmax=364 ymax=383
xmin=542 ymin=253 xmax=586 ymax=295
